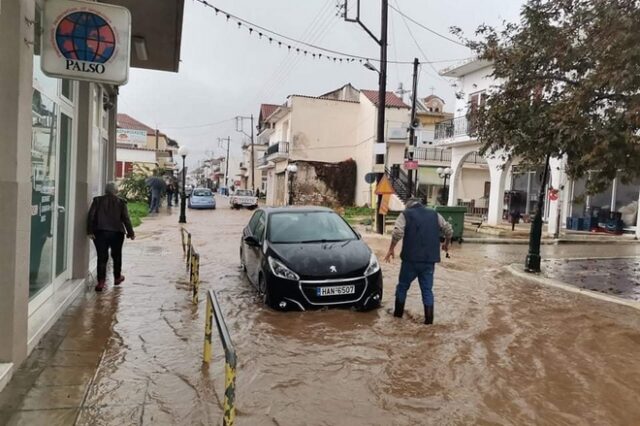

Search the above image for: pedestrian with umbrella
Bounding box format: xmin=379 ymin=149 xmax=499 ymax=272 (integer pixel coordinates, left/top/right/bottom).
xmin=146 ymin=173 xmax=166 ymax=214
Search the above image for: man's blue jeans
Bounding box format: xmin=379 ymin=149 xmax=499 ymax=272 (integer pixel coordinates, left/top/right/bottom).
xmin=395 ymin=261 xmax=435 ymax=306
xmin=150 ymin=190 xmax=161 ymax=213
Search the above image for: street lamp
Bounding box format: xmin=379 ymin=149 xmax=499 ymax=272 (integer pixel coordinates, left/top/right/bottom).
xmin=363 ymin=61 xmax=380 ymax=73
xmin=437 ymin=167 xmax=452 ymax=205
xmin=286 ymin=164 xmax=298 ymax=206
xmin=178 ymin=145 xmax=189 ymax=224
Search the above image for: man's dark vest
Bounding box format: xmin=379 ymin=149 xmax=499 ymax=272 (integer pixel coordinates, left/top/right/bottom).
xmin=401 ymin=205 xmax=441 ymax=263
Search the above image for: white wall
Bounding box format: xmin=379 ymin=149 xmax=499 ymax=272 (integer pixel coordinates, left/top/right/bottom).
xmin=452 ymin=65 xmax=496 ymax=117
xmin=116 ymin=148 xmax=156 ymax=163
xmin=455 ymin=167 xmax=490 ymax=203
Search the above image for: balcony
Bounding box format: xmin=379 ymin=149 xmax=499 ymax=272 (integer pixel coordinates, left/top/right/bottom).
xmin=413 ymin=147 xmax=452 ymax=162
xmin=434 ymin=116 xmax=478 ymax=143
xmin=266 ymin=141 xmax=289 ymax=162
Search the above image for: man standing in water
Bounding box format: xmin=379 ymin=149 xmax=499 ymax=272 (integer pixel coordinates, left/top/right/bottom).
xmin=384 ymin=198 xmax=453 ymax=324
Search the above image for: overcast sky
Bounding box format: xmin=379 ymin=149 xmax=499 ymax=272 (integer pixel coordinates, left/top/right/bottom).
xmin=118 ymin=0 xmax=525 ymax=168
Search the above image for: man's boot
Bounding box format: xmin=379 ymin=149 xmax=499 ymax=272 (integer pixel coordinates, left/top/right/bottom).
xmin=95 ymin=280 xmax=106 ymax=292
xmin=114 ymin=275 xmax=125 ymax=286
xmin=424 ymin=305 xmax=434 ymax=325
xmin=393 ymin=300 xmax=405 ymax=318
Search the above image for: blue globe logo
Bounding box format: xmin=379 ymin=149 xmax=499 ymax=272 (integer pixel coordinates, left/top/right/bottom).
xmin=55 ymin=12 xmax=115 ymax=64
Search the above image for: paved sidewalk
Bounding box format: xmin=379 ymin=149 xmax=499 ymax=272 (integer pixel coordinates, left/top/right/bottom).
xmin=0 ymin=209 xmax=222 ymax=425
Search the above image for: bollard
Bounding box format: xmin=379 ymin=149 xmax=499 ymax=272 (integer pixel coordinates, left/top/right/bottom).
xmin=204 ymin=290 xmax=238 ymax=426
xmin=191 ymin=253 xmax=200 ymax=304
xmin=180 ymin=228 xmax=185 ymax=254
xmin=186 ymin=234 xmax=192 ymax=269
xmin=203 ymin=291 xmax=213 ymax=363
xmin=223 ymin=352 xmax=237 ymax=426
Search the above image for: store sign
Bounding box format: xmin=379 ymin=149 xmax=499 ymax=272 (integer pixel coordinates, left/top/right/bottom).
xmin=404 ymin=160 xmax=419 ymax=170
xmin=41 ymin=0 xmax=131 ymax=85
xmin=117 ymin=128 xmax=147 ymax=145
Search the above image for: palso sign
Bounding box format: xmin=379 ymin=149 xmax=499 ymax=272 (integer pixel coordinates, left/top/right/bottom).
xmin=41 ymin=0 xmax=131 ymax=85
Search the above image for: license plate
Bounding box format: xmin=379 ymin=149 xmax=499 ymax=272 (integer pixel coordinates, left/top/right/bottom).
xmin=317 ymin=285 xmax=356 ymax=296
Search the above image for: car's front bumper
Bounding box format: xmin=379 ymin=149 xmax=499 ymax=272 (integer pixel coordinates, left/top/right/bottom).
xmin=188 ymin=203 xmax=216 ymax=209
xmin=265 ymin=269 xmax=383 ymax=311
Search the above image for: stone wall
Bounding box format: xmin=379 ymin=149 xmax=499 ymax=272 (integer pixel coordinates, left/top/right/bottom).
xmin=290 ymin=159 xmax=356 ymax=208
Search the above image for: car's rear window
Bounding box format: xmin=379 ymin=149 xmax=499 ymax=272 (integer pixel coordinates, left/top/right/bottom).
xmin=193 ymin=189 xmax=212 ymax=196
xmin=235 ymin=190 xmax=253 ymax=196
xmin=268 ymin=211 xmax=357 ymax=244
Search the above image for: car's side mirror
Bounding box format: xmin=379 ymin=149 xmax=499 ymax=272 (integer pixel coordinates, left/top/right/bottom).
xmin=244 ymin=235 xmax=260 ymax=247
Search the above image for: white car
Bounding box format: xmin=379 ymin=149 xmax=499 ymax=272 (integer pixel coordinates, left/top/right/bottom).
xmin=230 ymin=189 xmax=258 ymax=210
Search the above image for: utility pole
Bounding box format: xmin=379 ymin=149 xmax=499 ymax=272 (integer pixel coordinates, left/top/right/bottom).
xmin=235 ymin=115 xmax=256 ymax=191
xmin=343 ymin=0 xmax=388 ymax=234
xmin=407 ymin=58 xmax=420 ymax=198
xmin=218 ymin=137 xmax=231 ymax=188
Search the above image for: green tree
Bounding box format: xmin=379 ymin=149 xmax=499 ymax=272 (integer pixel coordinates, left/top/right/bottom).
xmin=455 ymin=0 xmax=640 ymax=193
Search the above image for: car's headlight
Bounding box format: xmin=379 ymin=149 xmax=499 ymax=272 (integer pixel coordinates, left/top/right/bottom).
xmin=268 ymin=256 xmax=300 ymax=281
xmin=365 ymin=252 xmax=380 ymax=276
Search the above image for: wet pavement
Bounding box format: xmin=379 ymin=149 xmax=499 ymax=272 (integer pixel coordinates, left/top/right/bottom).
xmin=543 ymin=257 xmax=640 ymax=301
xmin=2 ymin=199 xmax=640 ymax=425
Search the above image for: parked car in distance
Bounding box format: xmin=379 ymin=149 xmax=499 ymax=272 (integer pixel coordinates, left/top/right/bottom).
xmin=185 ymin=184 xmax=194 ymax=197
xmin=230 ymin=189 xmax=258 ymax=210
xmin=188 ymin=188 xmax=216 ymax=210
xmin=240 ymin=207 xmax=383 ymax=311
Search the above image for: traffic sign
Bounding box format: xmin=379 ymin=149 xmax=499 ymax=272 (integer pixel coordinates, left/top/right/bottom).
xmin=364 ymin=173 xmax=377 ymax=184
xmin=375 ymin=175 xmax=395 ymax=195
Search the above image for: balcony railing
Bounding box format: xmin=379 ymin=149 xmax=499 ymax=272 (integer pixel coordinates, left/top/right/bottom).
xmin=257 ymin=156 xmax=269 ymax=167
xmin=413 ymin=147 xmax=452 ymax=162
xmin=434 ymin=116 xmax=478 ymax=140
xmin=266 ymin=141 xmax=289 ymax=157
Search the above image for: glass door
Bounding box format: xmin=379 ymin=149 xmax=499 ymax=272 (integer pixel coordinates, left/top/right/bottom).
xmin=55 ymin=113 xmax=72 ymax=278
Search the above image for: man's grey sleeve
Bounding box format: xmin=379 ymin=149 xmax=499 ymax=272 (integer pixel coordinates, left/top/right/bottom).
xmin=438 ymin=214 xmax=454 ymax=240
xmin=391 ymin=212 xmax=406 ymax=243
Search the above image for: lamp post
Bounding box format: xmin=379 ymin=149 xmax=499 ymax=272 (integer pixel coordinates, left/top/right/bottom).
xmin=437 ymin=167 xmax=452 ymax=205
xmin=286 ymin=164 xmax=297 ymax=206
xmin=178 ymin=145 xmax=189 ymax=224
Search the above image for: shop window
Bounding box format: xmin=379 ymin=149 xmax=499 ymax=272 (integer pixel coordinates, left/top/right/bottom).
xmin=30 ymin=91 xmax=57 ymax=297
xmin=61 ymin=80 xmax=73 ymax=102
xmin=571 ymin=177 xmax=588 ymax=217
xmin=615 ymin=178 xmax=639 ymax=227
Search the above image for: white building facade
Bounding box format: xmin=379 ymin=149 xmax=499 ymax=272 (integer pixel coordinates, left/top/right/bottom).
xmin=436 ymin=59 xmax=640 ymax=237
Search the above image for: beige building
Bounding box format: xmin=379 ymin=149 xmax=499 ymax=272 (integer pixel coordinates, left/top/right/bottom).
xmin=115 ymin=113 xmax=178 ymax=177
xmin=257 ymin=84 xmax=412 ymax=207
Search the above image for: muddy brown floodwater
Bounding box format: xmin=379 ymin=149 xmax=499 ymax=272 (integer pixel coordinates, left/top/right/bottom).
xmin=3 ymin=199 xmax=640 ymax=425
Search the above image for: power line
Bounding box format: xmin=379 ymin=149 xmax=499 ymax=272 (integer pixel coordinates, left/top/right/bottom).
xmin=392 ymin=0 xmax=449 ymax=83
xmin=160 ymin=118 xmax=235 ymax=130
xmin=193 ymin=0 xmax=468 ymax=65
xmin=388 ymin=4 xmax=468 ymax=48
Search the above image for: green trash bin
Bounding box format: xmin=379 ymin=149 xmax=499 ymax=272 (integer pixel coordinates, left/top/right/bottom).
xmin=434 ymin=206 xmax=466 ymax=242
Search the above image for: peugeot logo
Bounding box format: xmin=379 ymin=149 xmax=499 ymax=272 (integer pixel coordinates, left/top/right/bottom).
xmin=329 ymin=265 xmax=337 ymax=273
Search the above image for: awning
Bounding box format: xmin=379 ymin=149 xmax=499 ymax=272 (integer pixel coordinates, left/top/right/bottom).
xmin=102 ymin=0 xmax=185 ymax=72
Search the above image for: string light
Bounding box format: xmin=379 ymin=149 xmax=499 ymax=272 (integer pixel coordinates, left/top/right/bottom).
xmin=194 ymin=0 xmax=469 ymax=66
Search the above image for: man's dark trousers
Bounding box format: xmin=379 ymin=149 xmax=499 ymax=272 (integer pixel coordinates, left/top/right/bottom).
xmin=93 ymin=230 xmax=125 ymax=281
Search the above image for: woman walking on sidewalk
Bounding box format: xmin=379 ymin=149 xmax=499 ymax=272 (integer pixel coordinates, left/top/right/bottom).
xmin=88 ymin=182 xmax=135 ymax=292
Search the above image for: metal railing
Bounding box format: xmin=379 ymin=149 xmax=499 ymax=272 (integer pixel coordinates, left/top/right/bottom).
xmin=204 ymin=290 xmax=237 ymax=426
xmin=180 ymin=227 xmax=200 ymax=304
xmin=413 ymin=147 xmax=452 ymax=162
xmin=434 ymin=116 xmax=477 ymax=140
xmin=266 ymin=141 xmax=289 ymax=156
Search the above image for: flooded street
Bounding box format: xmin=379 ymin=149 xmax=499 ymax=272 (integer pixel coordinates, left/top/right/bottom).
xmin=2 ymin=199 xmax=640 ymax=425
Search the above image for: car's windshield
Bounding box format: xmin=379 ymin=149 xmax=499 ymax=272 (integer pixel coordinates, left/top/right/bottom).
xmin=268 ymin=211 xmax=357 ymax=243
xmin=193 ymin=189 xmax=212 ymax=196
xmin=235 ymin=190 xmax=253 ymax=196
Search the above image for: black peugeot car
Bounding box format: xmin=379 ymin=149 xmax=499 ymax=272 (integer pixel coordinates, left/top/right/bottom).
xmin=240 ymin=207 xmax=383 ymax=311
